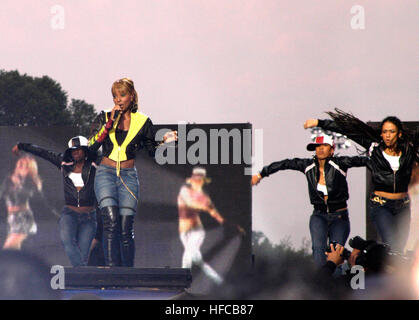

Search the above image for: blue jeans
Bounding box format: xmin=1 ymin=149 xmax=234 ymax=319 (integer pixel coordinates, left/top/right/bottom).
xmin=59 ymin=206 xmax=97 ymax=267
xmin=94 ymin=164 xmax=139 ymax=216
xmin=309 ymin=209 xmax=350 ymax=267
xmin=94 ymin=164 xmax=139 ymax=267
xmin=369 ymin=194 xmax=411 ymax=253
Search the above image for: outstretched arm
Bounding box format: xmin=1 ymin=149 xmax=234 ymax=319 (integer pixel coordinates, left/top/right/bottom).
xmin=141 ymin=118 xmax=177 ymax=158
xmin=304 ymin=118 xmax=347 ymax=135
xmin=252 ymin=158 xmax=309 ymax=186
xmin=207 ymin=206 xmax=225 ymax=224
xmin=207 ymin=206 xmax=246 ymax=235
xmin=13 ymin=143 xmax=62 ymax=169
xmin=304 ymin=118 xmax=374 ymax=150
xmin=337 ymin=156 xmax=369 ymax=169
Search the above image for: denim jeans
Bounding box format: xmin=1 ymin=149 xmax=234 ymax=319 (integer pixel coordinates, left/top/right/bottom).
xmin=369 ymin=194 xmax=411 ymax=253
xmin=309 ymin=209 xmax=350 ymax=267
xmin=94 ymin=164 xmax=139 ymax=267
xmin=94 ymin=164 xmax=139 ymax=216
xmin=59 ymin=206 xmax=97 ymax=267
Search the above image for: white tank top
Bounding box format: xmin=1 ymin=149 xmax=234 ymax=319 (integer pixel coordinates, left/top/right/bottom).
xmin=382 ymin=151 xmax=400 ymax=171
xmin=317 ymin=183 xmax=328 ymax=195
xmin=68 ymin=172 xmax=84 ymax=187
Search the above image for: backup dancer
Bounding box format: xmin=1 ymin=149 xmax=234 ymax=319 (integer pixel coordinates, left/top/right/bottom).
xmin=252 ymin=134 xmax=368 ymax=266
xmin=304 ymin=109 xmax=419 ymax=252
xmin=12 ymin=136 xmax=104 ymax=266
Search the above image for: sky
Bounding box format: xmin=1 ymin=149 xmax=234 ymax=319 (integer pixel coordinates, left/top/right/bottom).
xmin=1 ymin=0 xmax=418 ymax=247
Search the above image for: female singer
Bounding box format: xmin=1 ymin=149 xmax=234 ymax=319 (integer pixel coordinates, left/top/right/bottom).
xmin=89 ymin=78 xmax=177 ymax=266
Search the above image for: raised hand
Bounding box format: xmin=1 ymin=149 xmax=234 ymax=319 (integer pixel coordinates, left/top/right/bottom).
xmin=251 ymin=174 xmax=262 ymax=186
xmin=163 ymin=130 xmax=178 ymax=143
xmin=12 ymin=144 xmax=20 ymax=155
xmin=303 ymin=119 xmax=319 ymax=129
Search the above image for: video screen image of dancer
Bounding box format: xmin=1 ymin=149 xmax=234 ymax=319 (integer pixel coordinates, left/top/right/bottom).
xmin=177 ymin=167 xmax=245 ymax=286
xmin=0 ymin=155 xmax=43 ymax=250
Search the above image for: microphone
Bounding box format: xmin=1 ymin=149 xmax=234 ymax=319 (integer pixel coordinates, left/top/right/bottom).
xmin=113 ymin=109 xmax=121 ymax=124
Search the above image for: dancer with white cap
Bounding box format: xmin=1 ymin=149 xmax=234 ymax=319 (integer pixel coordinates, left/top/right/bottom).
xmin=12 ymin=135 xmax=103 ymax=266
xmin=252 ymin=134 xmax=368 ymax=266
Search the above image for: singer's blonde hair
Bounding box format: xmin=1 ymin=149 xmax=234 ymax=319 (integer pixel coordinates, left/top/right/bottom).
xmin=111 ymin=78 xmax=139 ymax=112
xmin=11 ymin=155 xmax=42 ymax=192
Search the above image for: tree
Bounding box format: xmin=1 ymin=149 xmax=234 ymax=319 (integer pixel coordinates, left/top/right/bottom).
xmin=68 ymin=99 xmax=98 ymax=137
xmin=0 ymin=70 xmax=98 ymax=135
xmin=0 ymin=70 xmax=71 ymax=126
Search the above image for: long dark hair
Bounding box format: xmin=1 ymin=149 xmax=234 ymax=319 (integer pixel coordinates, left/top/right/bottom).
xmin=325 ymin=108 xmax=419 ymax=155
xmin=379 ymin=116 xmax=406 ymax=153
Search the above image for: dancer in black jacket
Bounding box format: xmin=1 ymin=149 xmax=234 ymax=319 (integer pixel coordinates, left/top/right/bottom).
xmin=252 ymin=134 xmax=368 ymax=266
xmin=12 ymin=135 xmax=106 ymax=266
xmin=304 ymin=109 xmax=419 ymax=252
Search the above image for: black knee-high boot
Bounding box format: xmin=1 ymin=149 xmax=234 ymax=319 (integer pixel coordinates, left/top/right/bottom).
xmin=120 ymin=215 xmax=135 ymax=267
xmin=101 ymin=206 xmax=121 ymax=266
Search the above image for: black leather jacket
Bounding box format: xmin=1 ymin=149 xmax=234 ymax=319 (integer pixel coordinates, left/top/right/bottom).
xmin=318 ymin=119 xmax=419 ymax=193
xmin=260 ymin=156 xmax=368 ymax=212
xmin=89 ymin=110 xmax=160 ymax=161
xmin=17 ymin=143 xmax=98 ymax=207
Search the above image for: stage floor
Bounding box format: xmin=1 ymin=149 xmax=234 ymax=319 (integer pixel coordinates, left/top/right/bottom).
xmin=59 ymin=266 xmax=192 ymax=299
xmin=62 ymin=287 xmax=187 ymax=300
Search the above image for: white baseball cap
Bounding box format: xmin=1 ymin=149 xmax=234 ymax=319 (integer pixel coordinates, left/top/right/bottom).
xmin=67 ymin=136 xmax=89 ymax=149
xmin=306 ymin=134 xmax=335 ymax=151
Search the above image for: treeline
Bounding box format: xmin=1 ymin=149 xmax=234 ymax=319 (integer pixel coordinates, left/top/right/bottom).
xmin=0 ymin=70 xmax=98 ymax=136
xmin=252 ymin=231 xmax=311 ymax=263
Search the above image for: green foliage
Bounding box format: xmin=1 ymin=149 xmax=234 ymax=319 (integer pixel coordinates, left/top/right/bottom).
xmin=252 ymin=230 xmax=312 ymax=264
xmin=68 ymin=99 xmax=98 ymax=137
xmin=0 ymin=70 xmax=98 ymax=136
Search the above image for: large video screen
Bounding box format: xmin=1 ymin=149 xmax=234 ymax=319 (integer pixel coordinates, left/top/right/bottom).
xmin=0 ymin=124 xmax=252 ymax=293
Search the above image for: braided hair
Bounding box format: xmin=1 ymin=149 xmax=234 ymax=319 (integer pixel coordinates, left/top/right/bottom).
xmin=326 ymin=108 xmax=418 ymax=158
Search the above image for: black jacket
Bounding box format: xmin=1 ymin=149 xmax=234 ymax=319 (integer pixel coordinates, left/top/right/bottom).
xmin=260 ymin=156 xmax=368 ymax=212
xmin=17 ymin=143 xmax=98 ymax=207
xmin=318 ymin=119 xmax=419 ymax=193
xmin=89 ymin=110 xmax=160 ymax=160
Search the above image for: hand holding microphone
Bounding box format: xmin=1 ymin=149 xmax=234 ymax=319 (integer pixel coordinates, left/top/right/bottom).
xmin=111 ymin=105 xmax=122 ymax=124
xmin=100 ymin=105 xmax=122 ymax=141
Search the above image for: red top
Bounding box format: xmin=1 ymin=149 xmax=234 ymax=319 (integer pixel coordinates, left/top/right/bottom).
xmin=177 ymin=185 xmax=214 ymax=219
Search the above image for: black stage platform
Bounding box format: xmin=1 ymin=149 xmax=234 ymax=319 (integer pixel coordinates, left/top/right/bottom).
xmin=61 ymin=267 xmax=192 ymax=300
